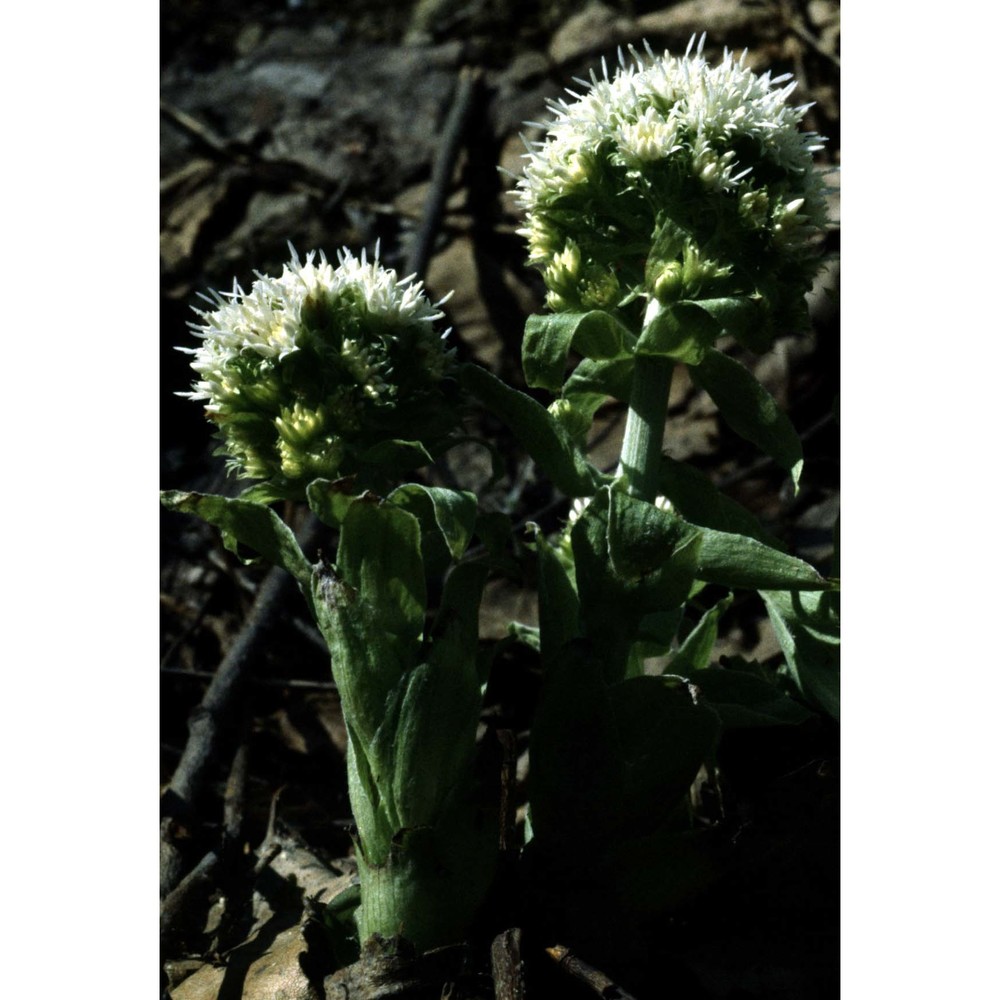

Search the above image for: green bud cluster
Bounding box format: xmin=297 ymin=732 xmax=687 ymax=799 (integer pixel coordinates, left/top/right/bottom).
xmin=181 ymin=247 xmax=458 ymax=496
xmin=517 ymin=36 xmax=830 ymax=339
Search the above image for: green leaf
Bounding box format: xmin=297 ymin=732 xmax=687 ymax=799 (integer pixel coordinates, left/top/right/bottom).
xmin=312 ymin=566 xmax=407 ymax=777
xmin=557 ymin=355 xmax=636 ymax=438
xmin=669 ymin=594 xmax=733 ymax=674
xmin=523 ymin=310 xmax=637 ymax=392
xmin=658 ymin=456 xmax=775 ymax=544
xmin=571 ymin=489 xmax=701 ymax=680
xmin=388 ymin=484 xmax=478 ymax=562
xmin=390 ymin=657 xmax=481 ymax=830
xmin=691 ymin=665 xmax=814 ymax=728
xmin=690 ymin=296 xmax=773 ymax=354
xmin=608 ymin=676 xmax=721 ymax=834
xmin=636 ymin=608 xmax=685 ymax=655
xmin=696 ymin=527 xmax=829 ymax=591
xmin=761 ymin=589 xmax=840 ymax=719
xmin=689 ymin=347 xmax=804 ymax=492
xmin=563 ymin=355 xmax=635 ymax=407
xmin=160 ymin=490 xmax=313 ymax=605
xmin=430 ymin=561 xmax=489 ymax=669
xmin=357 ymin=438 xmax=434 ymax=476
xmin=337 ymin=498 xmax=426 ymax=648
xmin=306 ymin=477 xmax=360 ymax=528
xmin=533 ymin=528 xmax=582 ymax=663
xmin=635 ymin=301 xmax=721 ymax=366
xmin=458 ymin=362 xmax=604 ymax=498
xmin=529 ymin=647 xmax=720 ymax=856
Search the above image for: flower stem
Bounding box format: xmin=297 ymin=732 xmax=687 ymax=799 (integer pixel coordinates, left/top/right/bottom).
xmin=619 ymin=353 xmax=674 ymax=503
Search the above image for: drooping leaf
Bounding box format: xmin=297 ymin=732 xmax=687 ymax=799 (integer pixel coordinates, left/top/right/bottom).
xmin=562 ymin=355 xmax=636 ymax=408
xmin=306 ymin=476 xmax=360 ymax=528
xmin=459 ymin=362 xmax=604 ymax=497
xmin=761 ymin=588 xmax=840 ymax=719
xmin=571 ymin=489 xmax=701 ymax=680
xmin=523 ymin=310 xmax=637 ymax=392
xmin=388 ymin=484 xmax=478 ymax=562
xmin=690 ymin=296 xmax=773 ymax=354
xmin=356 ymin=438 xmax=435 ymax=476
xmin=635 ymin=300 xmax=721 ymax=366
xmin=689 ymin=347 xmax=804 ymax=492
xmin=691 ymin=665 xmax=815 ymax=728
xmin=696 ymin=527 xmax=829 ymax=591
xmin=161 ymin=490 xmax=313 ymax=607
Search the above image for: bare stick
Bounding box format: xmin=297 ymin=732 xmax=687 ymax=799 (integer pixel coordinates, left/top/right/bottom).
xmin=404 ymin=66 xmax=481 ymax=279
xmin=545 ymin=944 xmax=641 ymax=1000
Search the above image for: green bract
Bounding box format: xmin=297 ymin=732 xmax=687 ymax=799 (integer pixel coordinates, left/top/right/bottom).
xmin=517 ymin=36 xmax=828 ymax=340
xmin=181 ymin=246 xmax=459 ymax=497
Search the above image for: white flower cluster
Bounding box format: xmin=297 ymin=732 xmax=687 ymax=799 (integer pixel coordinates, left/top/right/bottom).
xmin=183 ymin=246 xmax=447 ymax=410
xmin=517 ymin=36 xmax=829 ymax=324
xmin=179 ymin=246 xmax=457 ymax=493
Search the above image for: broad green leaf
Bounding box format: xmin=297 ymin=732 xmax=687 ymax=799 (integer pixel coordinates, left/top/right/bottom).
xmin=430 ymin=561 xmax=489 ymax=668
xmin=635 ymin=300 xmax=721 ymax=366
xmin=388 ymin=484 xmax=478 ymax=562
xmin=669 ymin=594 xmax=733 ymax=674
xmin=523 ymin=310 xmax=636 ymax=392
xmin=691 ymin=665 xmax=814 ymax=728
xmin=696 ymin=527 xmax=829 ymax=591
xmin=557 ymin=355 xmax=636 ymax=439
xmin=658 ymin=456 xmax=775 ymax=544
xmin=571 ymin=489 xmax=701 ymax=680
xmin=689 ymin=347 xmax=804 ymax=492
xmin=336 ymin=498 xmax=426 ymax=647
xmin=384 ymin=561 xmax=487 ymax=828
xmin=390 ymin=657 xmax=481 ymax=830
xmin=458 ymin=363 xmax=603 ymax=498
xmin=761 ymin=589 xmax=840 ymax=719
xmin=690 ymin=296 xmax=773 ymax=354
xmin=563 ymin=355 xmax=635 ymax=408
xmin=160 ymin=490 xmax=313 ymax=603
xmin=306 ymin=477 xmax=360 ymax=528
xmin=312 ymin=565 xmax=407 ymax=761
xmin=606 ymin=490 xmax=702 ymax=606
xmin=357 ymin=438 xmax=434 ymax=476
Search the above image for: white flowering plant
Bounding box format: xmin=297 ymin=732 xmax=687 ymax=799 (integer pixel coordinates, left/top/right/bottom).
xmin=464 ymin=37 xmax=839 ymax=949
xmin=162 ymin=35 xmax=839 ymax=973
xmin=163 ymin=247 xmax=500 ymax=955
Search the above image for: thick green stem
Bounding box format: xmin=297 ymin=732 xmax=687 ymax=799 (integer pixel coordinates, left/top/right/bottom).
xmin=619 ymin=353 xmax=674 ymax=503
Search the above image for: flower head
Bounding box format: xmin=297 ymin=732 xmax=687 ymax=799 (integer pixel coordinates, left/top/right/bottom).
xmin=517 ymin=36 xmax=829 ymax=341
xmin=181 ymin=246 xmax=458 ymax=494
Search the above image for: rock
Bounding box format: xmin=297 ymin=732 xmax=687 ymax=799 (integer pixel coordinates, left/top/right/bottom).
xmin=548 ymin=1 xmax=631 ymax=65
